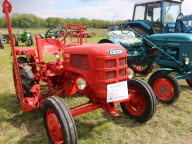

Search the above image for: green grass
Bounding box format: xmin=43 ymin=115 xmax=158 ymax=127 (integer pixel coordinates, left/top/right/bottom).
xmin=0 ymin=34 xmax=192 ymax=144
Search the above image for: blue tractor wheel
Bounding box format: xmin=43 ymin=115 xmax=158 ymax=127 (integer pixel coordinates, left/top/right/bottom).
xmin=186 ymin=79 xmax=192 ymax=87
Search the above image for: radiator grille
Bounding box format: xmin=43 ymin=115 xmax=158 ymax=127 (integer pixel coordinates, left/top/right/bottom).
xmin=119 ymin=57 xmax=126 ymax=66
xmin=119 ymin=69 xmax=126 ymax=77
xmin=106 ymin=71 xmax=116 ymax=80
xmin=105 ymin=59 xmax=116 ymax=68
xmin=70 ymin=54 xmax=90 ymax=71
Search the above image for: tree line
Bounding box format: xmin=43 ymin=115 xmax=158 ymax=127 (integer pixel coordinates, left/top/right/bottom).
xmin=0 ymin=13 xmax=126 ymax=29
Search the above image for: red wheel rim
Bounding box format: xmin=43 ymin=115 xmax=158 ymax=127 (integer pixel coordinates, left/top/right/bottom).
xmin=46 ymin=109 xmax=64 ymax=144
xmin=132 ymin=65 xmax=147 ymax=72
xmin=188 ymin=79 xmax=192 ymax=84
xmin=125 ymin=87 xmax=146 ymax=116
xmin=153 ymin=77 xmax=174 ymax=101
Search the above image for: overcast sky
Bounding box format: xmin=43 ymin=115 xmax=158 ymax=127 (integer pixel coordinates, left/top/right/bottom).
xmin=0 ymin=0 xmax=191 ymax=20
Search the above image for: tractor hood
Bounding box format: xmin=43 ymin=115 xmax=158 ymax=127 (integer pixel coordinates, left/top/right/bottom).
xmin=148 ymin=33 xmax=192 ymax=43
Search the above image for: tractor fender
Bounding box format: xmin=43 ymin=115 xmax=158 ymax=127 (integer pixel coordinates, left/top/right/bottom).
xmin=98 ymin=39 xmax=122 ymax=46
xmin=150 ymin=68 xmax=174 ymax=77
xmin=123 ymin=21 xmax=155 ymax=35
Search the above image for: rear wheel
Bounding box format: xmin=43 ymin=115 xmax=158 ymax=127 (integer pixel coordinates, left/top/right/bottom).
xmin=43 ymin=96 xmax=78 ymax=144
xmin=0 ymin=33 xmax=4 ymax=49
xmin=25 ymin=40 xmax=31 ymax=46
xmin=148 ymin=71 xmax=180 ymax=104
xmin=13 ymin=57 xmax=35 ymax=99
xmin=120 ymin=79 xmax=156 ymax=123
xmin=30 ymin=34 xmax=34 ymax=45
xmin=186 ymin=79 xmax=192 ymax=87
xmin=13 ymin=34 xmax=19 ymax=46
xmin=129 ymin=26 xmax=148 ymax=36
xmin=131 ymin=63 xmax=153 ymax=75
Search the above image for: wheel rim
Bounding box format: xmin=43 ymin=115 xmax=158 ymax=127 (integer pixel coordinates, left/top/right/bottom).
xmin=153 ymin=77 xmax=174 ymax=101
xmin=3 ymin=39 xmax=6 ymax=44
xmin=125 ymin=87 xmax=146 ymax=116
xmin=188 ymin=79 xmax=192 ymax=84
xmin=46 ymin=109 xmax=64 ymax=144
xmin=132 ymin=65 xmax=147 ymax=72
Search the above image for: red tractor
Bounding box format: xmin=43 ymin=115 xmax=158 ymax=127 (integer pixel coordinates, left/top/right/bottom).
xmin=2 ymin=0 xmax=156 ymax=143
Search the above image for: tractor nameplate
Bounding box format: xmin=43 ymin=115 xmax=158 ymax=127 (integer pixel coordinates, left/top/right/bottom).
xmin=109 ymin=49 xmax=123 ymax=56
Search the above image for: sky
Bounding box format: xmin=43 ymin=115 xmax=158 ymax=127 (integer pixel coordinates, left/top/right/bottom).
xmin=0 ymin=0 xmax=191 ymax=21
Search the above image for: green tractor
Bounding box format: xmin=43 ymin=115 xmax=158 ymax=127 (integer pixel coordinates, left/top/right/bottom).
xmin=13 ymin=29 xmax=34 ymax=46
xmin=0 ymin=33 xmax=4 ymax=49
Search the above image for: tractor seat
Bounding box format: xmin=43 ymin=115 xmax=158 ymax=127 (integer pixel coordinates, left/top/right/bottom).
xmin=107 ymin=30 xmax=142 ymax=46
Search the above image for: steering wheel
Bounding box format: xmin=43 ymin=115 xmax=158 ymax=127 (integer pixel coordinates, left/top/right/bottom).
xmin=119 ymin=24 xmax=131 ymax=34
xmin=175 ymin=13 xmax=184 ymax=32
xmin=45 ymin=26 xmax=67 ymax=44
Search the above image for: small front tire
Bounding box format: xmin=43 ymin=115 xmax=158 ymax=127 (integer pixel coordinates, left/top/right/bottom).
xmin=43 ymin=96 xmax=78 ymax=144
xmin=148 ymin=71 xmax=180 ymax=104
xmin=120 ymin=79 xmax=156 ymax=123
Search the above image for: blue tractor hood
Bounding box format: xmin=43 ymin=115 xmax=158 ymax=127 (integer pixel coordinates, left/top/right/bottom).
xmin=148 ymin=33 xmax=192 ymax=43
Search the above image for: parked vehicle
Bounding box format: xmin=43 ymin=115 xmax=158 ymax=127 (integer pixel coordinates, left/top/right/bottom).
xmin=123 ymin=0 xmax=192 ymax=34
xmin=99 ymin=25 xmax=192 ymax=104
xmin=2 ymin=0 xmax=156 ymax=143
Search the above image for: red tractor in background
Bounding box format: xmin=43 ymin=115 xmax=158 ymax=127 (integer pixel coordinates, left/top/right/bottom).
xmin=2 ymin=0 xmax=156 ymax=143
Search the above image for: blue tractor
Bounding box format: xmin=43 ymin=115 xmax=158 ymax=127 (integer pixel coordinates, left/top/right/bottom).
xmin=124 ymin=0 xmax=192 ymax=34
xmin=99 ymin=26 xmax=192 ymax=104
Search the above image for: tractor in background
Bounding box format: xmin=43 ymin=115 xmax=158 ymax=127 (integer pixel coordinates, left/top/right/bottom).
xmin=3 ymin=0 xmax=156 ymax=143
xmin=124 ymin=0 xmax=192 ymax=35
xmin=0 ymin=31 xmax=9 ymax=44
xmin=13 ymin=29 xmax=34 ymax=46
xmin=0 ymin=33 xmax=4 ymax=49
xmin=99 ymin=25 xmax=192 ymax=104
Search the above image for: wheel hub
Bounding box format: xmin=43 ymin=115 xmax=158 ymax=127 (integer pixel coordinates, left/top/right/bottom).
xmin=154 ymin=78 xmax=174 ymax=101
xmin=46 ymin=109 xmax=63 ymax=144
xmin=125 ymin=87 xmax=146 ymax=116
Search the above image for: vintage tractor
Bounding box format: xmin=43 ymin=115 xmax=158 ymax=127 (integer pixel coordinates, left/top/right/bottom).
xmin=0 ymin=31 xmax=9 ymax=44
xmin=3 ymin=0 xmax=156 ymax=143
xmin=124 ymin=0 xmax=192 ymax=34
xmin=0 ymin=33 xmax=4 ymax=49
xmin=99 ymin=24 xmax=192 ymax=104
xmin=13 ymin=29 xmax=34 ymax=46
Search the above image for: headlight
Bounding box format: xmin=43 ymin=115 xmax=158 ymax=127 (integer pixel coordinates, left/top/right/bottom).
xmin=76 ymin=78 xmax=86 ymax=90
xmin=127 ymin=69 xmax=134 ymax=79
xmin=184 ymin=58 xmax=190 ymax=65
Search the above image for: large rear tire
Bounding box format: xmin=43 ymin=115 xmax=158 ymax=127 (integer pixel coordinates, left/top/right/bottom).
xmin=13 ymin=57 xmax=35 ymax=99
xmin=148 ymin=71 xmax=180 ymax=104
xmin=0 ymin=33 xmax=4 ymax=49
xmin=13 ymin=33 xmax=19 ymax=46
xmin=129 ymin=25 xmax=148 ymax=36
xmin=186 ymin=79 xmax=192 ymax=87
xmin=30 ymin=34 xmax=34 ymax=45
xmin=120 ymin=79 xmax=156 ymax=123
xmin=43 ymin=96 xmax=78 ymax=144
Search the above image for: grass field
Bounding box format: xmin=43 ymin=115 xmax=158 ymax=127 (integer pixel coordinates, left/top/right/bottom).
xmin=0 ymin=30 xmax=192 ymax=144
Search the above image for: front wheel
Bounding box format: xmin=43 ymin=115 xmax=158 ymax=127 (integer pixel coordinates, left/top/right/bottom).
xmin=148 ymin=71 xmax=180 ymax=104
xmin=43 ymin=96 xmax=78 ymax=144
xmin=186 ymin=79 xmax=192 ymax=87
xmin=120 ymin=79 xmax=156 ymax=123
